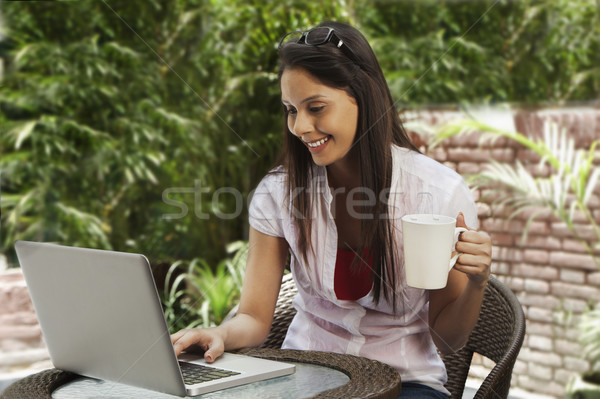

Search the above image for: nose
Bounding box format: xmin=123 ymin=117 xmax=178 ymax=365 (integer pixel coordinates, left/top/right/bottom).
xmin=289 ymin=111 xmax=313 ymax=138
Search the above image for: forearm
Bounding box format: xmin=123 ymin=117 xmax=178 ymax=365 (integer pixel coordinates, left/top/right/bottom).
xmin=430 ymin=280 xmax=486 ymax=354
xmin=217 ymin=312 xmax=272 ymax=351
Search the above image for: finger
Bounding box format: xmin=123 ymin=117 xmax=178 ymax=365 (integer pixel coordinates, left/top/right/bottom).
xmin=456 ymin=212 xmax=468 ymax=229
xmin=170 ymin=329 xmax=188 ymax=344
xmin=455 ymin=253 xmax=491 ymax=269
xmin=172 ymin=330 xmax=209 ymax=357
xmin=459 ymin=230 xmax=491 ymax=245
xmin=455 ymin=241 xmax=491 ymax=257
xmin=204 ymin=340 xmax=225 ymax=363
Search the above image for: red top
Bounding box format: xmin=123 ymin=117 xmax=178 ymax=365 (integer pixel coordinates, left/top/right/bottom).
xmin=334 ymin=248 xmax=374 ymax=301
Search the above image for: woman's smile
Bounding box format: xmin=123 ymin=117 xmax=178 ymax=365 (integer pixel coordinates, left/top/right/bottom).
xmin=304 ymin=135 xmax=331 ymax=152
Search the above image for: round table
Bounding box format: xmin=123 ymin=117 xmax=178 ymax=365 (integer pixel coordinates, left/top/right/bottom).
xmin=1 ymin=348 xmax=402 ymax=399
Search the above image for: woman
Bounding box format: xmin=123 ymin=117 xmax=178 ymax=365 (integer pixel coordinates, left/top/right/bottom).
xmin=172 ymin=21 xmax=491 ymax=398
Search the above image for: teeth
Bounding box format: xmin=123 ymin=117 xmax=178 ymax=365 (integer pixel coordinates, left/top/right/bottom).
xmin=307 ymin=137 xmax=329 ymax=148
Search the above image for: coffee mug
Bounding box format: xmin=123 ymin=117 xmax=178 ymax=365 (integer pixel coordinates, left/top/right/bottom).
xmin=401 ymin=214 xmax=467 ymax=289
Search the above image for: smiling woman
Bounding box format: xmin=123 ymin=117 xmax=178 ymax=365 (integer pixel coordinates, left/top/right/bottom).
xmin=170 ymin=20 xmax=493 ymax=399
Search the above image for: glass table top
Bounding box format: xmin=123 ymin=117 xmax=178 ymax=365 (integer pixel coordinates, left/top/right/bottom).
xmin=52 ymin=362 xmax=350 ymax=398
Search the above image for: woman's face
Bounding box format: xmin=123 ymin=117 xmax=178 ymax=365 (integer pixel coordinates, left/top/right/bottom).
xmin=280 ymin=67 xmax=358 ymax=168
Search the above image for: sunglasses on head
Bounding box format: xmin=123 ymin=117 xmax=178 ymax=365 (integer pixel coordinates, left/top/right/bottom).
xmin=278 ymin=27 xmax=361 ymax=68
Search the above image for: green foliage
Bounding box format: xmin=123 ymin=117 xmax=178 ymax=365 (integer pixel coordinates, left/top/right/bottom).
xmin=0 ymin=0 xmax=349 ymax=266
xmin=578 ymin=307 xmax=600 ymax=373
xmin=359 ymin=0 xmax=600 ymax=105
xmin=2 ymin=0 xmax=599 ymax=328
xmin=162 ymin=241 xmax=249 ymax=332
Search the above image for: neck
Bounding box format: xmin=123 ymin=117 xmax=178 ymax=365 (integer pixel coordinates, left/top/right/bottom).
xmin=326 ymin=154 xmax=360 ymax=190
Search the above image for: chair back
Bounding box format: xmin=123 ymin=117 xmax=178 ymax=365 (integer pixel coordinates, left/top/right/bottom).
xmin=260 ymin=273 xmax=298 ymax=348
xmin=442 ymin=275 xmax=526 ymax=398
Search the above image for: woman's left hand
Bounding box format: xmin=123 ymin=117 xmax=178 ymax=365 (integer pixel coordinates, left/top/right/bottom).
xmin=454 ymin=213 xmax=492 ymax=288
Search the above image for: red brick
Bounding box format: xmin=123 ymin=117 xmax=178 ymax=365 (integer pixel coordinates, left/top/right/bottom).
xmin=587 ymin=272 xmax=600 ymax=286
xmin=529 ymin=362 xmax=553 ymax=380
xmin=442 ymin=161 xmax=456 ymax=171
xmin=516 ymin=148 xmax=542 ymax=163
xmin=555 ymin=339 xmax=582 ymax=356
xmin=589 ymin=194 xmax=600 ymax=209
xmin=447 ymin=148 xmax=514 ymax=163
xmin=526 ymin=221 xmax=551 ymax=236
xmin=512 ymin=263 xmax=558 ymax=280
xmin=426 ymin=147 xmax=447 ymax=162
xmin=477 ymin=203 xmax=491 ymax=219
xmin=523 ymin=249 xmax=550 ymax=264
xmin=517 ymin=291 xmax=557 ymax=308
xmin=522 ymin=235 xmax=561 ymax=250
xmin=561 ymin=297 xmax=588 ymax=313
xmin=457 ymin=162 xmax=481 ymax=175
xmin=555 ymin=369 xmax=578 ymax=385
xmin=481 ymin=218 xmax=524 ymax=234
xmin=514 ymin=207 xmax=557 ymax=222
xmin=551 ymin=281 xmax=600 ymax=299
xmin=559 ymin=269 xmax=585 ymax=284
xmin=564 ymin=357 xmax=590 ymax=374
xmin=523 ymin=279 xmax=550 ymax=294
xmin=527 ymin=307 xmax=554 ymax=323
xmin=526 ymin=321 xmax=554 ymax=337
xmin=552 ymin=222 xmax=598 ymax=241
xmin=563 ymin=238 xmax=591 ymax=253
xmin=502 ymin=276 xmax=524 ymax=291
xmin=0 ymin=326 xmax=42 ymax=340
xmin=491 ymin=261 xmax=511 ymax=274
xmin=490 ymin=232 xmax=514 ymax=246
xmin=549 ymin=251 xmax=597 ymax=270
xmin=445 ymin=131 xmax=482 ymax=148
xmin=492 ymin=246 xmax=522 ymax=262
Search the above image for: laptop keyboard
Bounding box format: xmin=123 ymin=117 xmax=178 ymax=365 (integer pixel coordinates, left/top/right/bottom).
xmin=179 ymin=361 xmax=241 ymax=385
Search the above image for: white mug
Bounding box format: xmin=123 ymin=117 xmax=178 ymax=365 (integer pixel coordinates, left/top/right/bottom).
xmin=401 ymin=214 xmax=467 ymax=289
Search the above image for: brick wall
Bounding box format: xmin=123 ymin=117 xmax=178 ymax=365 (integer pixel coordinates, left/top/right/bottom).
xmin=0 ymin=269 xmax=51 ymax=377
xmin=405 ymin=106 xmax=600 ymax=398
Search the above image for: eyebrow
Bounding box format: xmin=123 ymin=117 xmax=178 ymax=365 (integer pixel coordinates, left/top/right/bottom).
xmin=281 ymin=94 xmax=326 ymax=105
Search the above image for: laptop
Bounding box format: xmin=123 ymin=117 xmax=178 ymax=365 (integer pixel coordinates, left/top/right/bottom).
xmin=14 ymin=240 xmax=295 ymax=397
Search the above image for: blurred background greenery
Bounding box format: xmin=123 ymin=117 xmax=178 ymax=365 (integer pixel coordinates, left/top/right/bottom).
xmin=1 ymin=0 xmax=599 ymax=328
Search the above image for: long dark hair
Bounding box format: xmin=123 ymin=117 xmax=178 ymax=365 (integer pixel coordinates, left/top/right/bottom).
xmin=277 ymin=21 xmax=419 ymax=308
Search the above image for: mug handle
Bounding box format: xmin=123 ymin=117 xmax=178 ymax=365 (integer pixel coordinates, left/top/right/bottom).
xmin=448 ymin=227 xmax=468 ymax=270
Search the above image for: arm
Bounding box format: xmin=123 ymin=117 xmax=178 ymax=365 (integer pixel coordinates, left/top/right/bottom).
xmin=428 ymin=213 xmax=492 ymax=355
xmin=171 ymin=227 xmax=288 ymax=362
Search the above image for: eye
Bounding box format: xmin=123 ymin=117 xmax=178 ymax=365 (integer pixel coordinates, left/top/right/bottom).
xmin=309 ymin=106 xmax=325 ymax=113
xmin=285 ymin=107 xmax=297 ymax=116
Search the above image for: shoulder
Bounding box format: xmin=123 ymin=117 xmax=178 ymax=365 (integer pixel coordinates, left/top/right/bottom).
xmin=254 ymin=166 xmax=286 ymax=192
xmin=249 ymin=167 xmax=288 ymax=211
xmin=391 ymin=145 xmax=464 ymax=187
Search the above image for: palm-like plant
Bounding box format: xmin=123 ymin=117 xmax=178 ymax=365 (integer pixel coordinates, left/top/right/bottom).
xmin=162 ymin=241 xmax=249 ymax=332
xmin=433 ymin=118 xmax=600 ymax=267
xmin=433 ymin=116 xmax=600 ymax=388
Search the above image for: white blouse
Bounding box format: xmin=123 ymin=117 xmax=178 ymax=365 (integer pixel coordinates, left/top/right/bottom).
xmin=249 ymin=145 xmax=478 ymax=395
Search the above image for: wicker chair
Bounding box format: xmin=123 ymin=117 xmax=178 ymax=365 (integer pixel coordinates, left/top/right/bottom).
xmin=246 ymin=273 xmax=525 ymax=398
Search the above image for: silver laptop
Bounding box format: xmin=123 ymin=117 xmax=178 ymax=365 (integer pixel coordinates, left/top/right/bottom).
xmin=14 ymin=240 xmax=295 ymax=397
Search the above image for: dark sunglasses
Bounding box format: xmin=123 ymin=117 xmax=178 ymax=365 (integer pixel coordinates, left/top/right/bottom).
xmin=278 ymin=27 xmax=360 ymax=68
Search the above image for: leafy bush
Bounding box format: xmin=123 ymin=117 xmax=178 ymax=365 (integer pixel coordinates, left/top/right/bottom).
xmin=360 ymin=0 xmax=600 ymax=105
xmin=2 ymin=0 xmax=598 ymax=326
